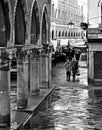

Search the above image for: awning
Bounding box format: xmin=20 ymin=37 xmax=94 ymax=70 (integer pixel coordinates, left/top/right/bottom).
xmin=51 ymin=39 xmax=69 ymax=51
xmin=59 ymin=39 xmax=69 ymax=46
xmin=70 ymin=39 xmax=87 ymax=48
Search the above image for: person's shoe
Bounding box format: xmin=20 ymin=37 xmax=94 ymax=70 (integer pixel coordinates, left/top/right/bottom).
xmin=67 ymin=78 xmax=70 ymax=81
xmin=73 ymin=79 xmax=75 ymax=82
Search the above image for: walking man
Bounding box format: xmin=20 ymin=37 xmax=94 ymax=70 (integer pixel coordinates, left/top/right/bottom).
xmin=65 ymin=59 xmax=72 ymax=81
xmin=71 ymin=58 xmax=78 ymax=81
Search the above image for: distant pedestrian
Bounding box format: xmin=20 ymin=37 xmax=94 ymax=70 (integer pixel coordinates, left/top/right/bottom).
xmin=65 ymin=59 xmax=72 ymax=81
xmin=70 ymin=48 xmax=75 ymax=60
xmin=71 ymin=58 xmax=78 ymax=81
xmin=75 ymin=49 xmax=81 ymax=62
xmin=66 ymin=48 xmax=71 ymax=61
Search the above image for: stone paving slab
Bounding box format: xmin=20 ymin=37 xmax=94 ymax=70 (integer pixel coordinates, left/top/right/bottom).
xmin=24 ymin=88 xmax=55 ymax=113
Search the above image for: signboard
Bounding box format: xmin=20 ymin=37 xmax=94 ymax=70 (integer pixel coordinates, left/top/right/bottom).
xmin=88 ymin=28 xmax=102 ymax=39
xmin=88 ymin=34 xmax=102 ymax=39
xmin=98 ymin=34 xmax=102 ymax=38
xmin=88 ymin=34 xmax=98 ymax=39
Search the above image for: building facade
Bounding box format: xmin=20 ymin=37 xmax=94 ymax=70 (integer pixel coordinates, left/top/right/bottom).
xmin=51 ymin=0 xmax=84 ymax=40
xmin=88 ymin=0 xmax=102 ymax=84
xmin=0 ymin=0 xmax=51 ymax=127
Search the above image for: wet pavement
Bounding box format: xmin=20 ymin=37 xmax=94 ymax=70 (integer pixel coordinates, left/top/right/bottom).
xmin=26 ymin=63 xmax=102 ymax=130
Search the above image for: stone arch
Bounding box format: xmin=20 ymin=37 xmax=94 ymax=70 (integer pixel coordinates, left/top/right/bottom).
xmin=30 ymin=0 xmax=40 ymax=45
xmin=40 ymin=4 xmax=49 ymax=45
xmin=14 ymin=0 xmax=29 ymax=45
xmin=0 ymin=0 xmax=12 ymax=47
xmin=40 ymin=4 xmax=50 ymax=88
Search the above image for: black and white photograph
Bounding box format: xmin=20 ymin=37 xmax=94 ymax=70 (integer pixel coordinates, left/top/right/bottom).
xmin=0 ymin=0 xmax=102 ymax=130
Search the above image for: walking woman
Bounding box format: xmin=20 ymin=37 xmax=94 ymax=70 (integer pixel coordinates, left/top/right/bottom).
xmin=65 ymin=59 xmax=72 ymax=81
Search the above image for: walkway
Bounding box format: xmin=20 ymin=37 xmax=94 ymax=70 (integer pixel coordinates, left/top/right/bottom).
xmin=32 ymin=63 xmax=102 ymax=130
xmin=0 ymin=86 xmax=55 ymax=130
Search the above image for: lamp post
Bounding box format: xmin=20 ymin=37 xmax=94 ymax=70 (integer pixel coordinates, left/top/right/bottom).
xmin=68 ymin=21 xmax=74 ymax=39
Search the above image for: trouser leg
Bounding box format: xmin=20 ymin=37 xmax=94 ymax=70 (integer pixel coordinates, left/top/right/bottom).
xmin=73 ymin=73 xmax=76 ymax=81
xmin=67 ymin=72 xmax=70 ymax=81
xmin=69 ymin=72 xmax=71 ymax=80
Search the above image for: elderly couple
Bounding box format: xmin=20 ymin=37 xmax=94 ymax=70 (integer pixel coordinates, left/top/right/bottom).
xmin=65 ymin=58 xmax=78 ymax=81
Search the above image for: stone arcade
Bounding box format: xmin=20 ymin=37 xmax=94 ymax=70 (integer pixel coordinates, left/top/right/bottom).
xmin=0 ymin=0 xmax=51 ymax=127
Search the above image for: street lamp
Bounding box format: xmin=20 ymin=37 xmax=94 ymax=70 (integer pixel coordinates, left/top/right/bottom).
xmin=68 ymin=21 xmax=74 ymax=29
xmin=68 ymin=21 xmax=74 ymax=39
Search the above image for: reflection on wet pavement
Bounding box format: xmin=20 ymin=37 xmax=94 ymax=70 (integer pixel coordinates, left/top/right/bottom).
xmin=28 ymin=63 xmax=102 ymax=130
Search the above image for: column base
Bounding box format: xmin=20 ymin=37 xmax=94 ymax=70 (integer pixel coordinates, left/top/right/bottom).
xmin=88 ymin=77 xmax=94 ymax=84
xmin=0 ymin=114 xmax=10 ymax=127
xmin=40 ymin=81 xmax=49 ymax=89
xmin=31 ymin=89 xmax=40 ymax=96
xmin=17 ymin=99 xmax=28 ymax=109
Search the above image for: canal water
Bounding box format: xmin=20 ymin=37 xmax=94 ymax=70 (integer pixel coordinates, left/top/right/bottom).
xmin=25 ymin=63 xmax=102 ymax=130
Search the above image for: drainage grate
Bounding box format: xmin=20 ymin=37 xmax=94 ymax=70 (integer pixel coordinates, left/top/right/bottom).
xmin=11 ymin=110 xmax=33 ymax=129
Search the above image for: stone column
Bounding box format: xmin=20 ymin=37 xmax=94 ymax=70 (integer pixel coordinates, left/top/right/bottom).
xmin=17 ymin=49 xmax=28 ymax=109
xmin=39 ymin=43 xmax=50 ymax=88
xmin=48 ymin=46 xmax=52 ymax=88
xmin=41 ymin=53 xmax=49 ymax=88
xmin=30 ymin=49 xmax=40 ymax=96
xmin=0 ymin=48 xmax=10 ymax=127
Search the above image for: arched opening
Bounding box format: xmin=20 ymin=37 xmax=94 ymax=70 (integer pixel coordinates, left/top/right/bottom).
xmin=62 ymin=31 xmax=64 ymax=37
xmin=56 ymin=31 xmax=57 ymax=37
xmin=59 ymin=31 xmax=61 ymax=37
xmin=78 ymin=32 xmax=80 ymax=37
xmin=74 ymin=32 xmax=76 ymax=37
xmin=68 ymin=31 xmax=70 ymax=37
xmin=31 ymin=1 xmax=40 ymax=44
xmin=11 ymin=0 xmax=26 ymax=84
xmin=41 ymin=6 xmax=50 ymax=87
xmin=65 ymin=31 xmax=67 ymax=37
xmin=15 ymin=0 xmax=26 ymax=45
xmin=71 ymin=32 xmax=73 ymax=37
xmin=52 ymin=30 xmax=54 ymax=39
xmin=81 ymin=31 xmax=83 ymax=38
xmin=0 ymin=1 xmax=10 ymax=47
xmin=76 ymin=32 xmax=78 ymax=37
xmin=42 ymin=8 xmax=47 ymax=45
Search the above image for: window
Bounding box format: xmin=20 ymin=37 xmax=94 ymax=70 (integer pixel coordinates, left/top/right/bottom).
xmin=58 ymin=10 xmax=60 ymax=19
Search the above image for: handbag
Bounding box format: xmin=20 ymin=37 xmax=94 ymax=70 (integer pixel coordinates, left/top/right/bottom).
xmin=76 ymin=69 xmax=80 ymax=76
